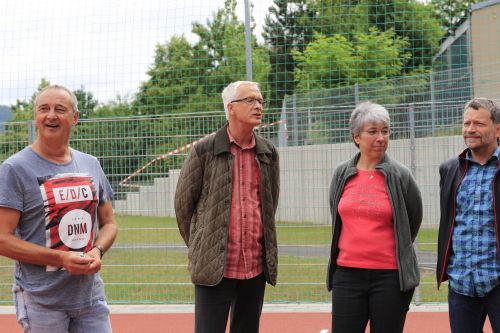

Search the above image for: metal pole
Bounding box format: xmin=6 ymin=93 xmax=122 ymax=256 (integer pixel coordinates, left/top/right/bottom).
xmin=28 ymin=120 xmax=36 ymax=144
xmin=293 ymin=94 xmax=298 ymax=146
xmin=409 ymin=104 xmax=416 ymax=179
xmin=408 ymin=103 xmax=421 ymax=306
xmin=430 ymin=72 xmax=436 ymax=137
xmin=279 ymin=99 xmax=288 ymax=147
xmin=244 ymin=0 xmax=252 ymax=81
xmin=466 ymin=28 xmax=474 ymax=98
xmin=354 ymin=83 xmax=359 ymax=104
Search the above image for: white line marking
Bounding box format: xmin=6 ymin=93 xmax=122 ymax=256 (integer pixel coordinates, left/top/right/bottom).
xmin=320 ymin=330 xmax=329 ymax=333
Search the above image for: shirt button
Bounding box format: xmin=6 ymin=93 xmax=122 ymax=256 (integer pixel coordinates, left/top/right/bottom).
xmin=242 ymin=165 xmax=245 ymax=168
xmin=242 ymin=182 xmax=245 ymax=185
xmin=242 ymin=198 xmax=246 ymax=201
xmin=243 ymin=215 xmax=246 ymax=218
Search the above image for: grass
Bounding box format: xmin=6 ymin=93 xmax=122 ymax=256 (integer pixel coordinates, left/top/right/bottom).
xmin=0 ymin=215 xmax=442 ymax=305
xmin=115 ymin=216 xmax=333 ymax=245
xmin=417 ymin=274 xmax=448 ymax=303
xmin=415 ymin=229 xmax=438 ymax=252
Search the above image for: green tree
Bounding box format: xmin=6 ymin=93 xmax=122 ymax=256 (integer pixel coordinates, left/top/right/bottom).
xmin=262 ymin=0 xmax=314 ymax=108
xmin=364 ymin=0 xmax=443 ymax=74
xmin=135 ymin=35 xmax=209 ymax=115
xmin=309 ymin=0 xmax=443 ymax=75
xmin=0 ymin=79 xmax=50 ymax=160
xmin=133 ymin=0 xmax=272 ymax=151
xmin=73 ymin=86 xmax=98 ymax=118
xmin=430 ymin=0 xmax=480 ymax=32
xmin=308 ymin=0 xmax=370 ymax=38
xmin=0 ymin=80 xmax=102 ymax=161
xmin=135 ymin=0 xmax=269 ymax=116
xmin=9 ymin=78 xmax=51 ymax=122
xmin=190 ymin=0 xmax=270 ymax=102
xmin=293 ymin=28 xmax=411 ymax=92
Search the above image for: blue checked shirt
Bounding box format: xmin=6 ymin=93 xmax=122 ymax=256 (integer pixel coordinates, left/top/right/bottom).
xmin=447 ymin=145 xmax=500 ymax=297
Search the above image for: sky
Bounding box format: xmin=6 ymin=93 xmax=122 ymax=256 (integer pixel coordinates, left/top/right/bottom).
xmin=0 ymin=0 xmax=274 ymax=107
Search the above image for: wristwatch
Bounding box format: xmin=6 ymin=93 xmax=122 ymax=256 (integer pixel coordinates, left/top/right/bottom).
xmin=92 ymin=245 xmax=105 ymax=258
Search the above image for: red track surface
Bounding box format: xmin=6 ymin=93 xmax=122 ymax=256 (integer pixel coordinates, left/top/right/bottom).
xmin=0 ymin=312 xmax=493 ymax=332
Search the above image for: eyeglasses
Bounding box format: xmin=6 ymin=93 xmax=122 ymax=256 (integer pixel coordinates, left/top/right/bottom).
xmin=363 ymin=129 xmax=391 ymax=137
xmin=230 ymin=97 xmax=267 ymax=108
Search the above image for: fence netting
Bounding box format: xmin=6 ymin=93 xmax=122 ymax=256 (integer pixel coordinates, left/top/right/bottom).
xmin=1 ymin=0 xmax=500 ymax=304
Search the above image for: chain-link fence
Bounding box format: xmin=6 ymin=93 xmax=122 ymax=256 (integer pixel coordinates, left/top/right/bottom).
xmin=2 ymin=0 xmax=500 ymax=305
xmin=0 ymin=65 xmax=478 ymax=304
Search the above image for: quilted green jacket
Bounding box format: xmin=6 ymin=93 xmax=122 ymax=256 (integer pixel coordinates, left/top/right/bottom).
xmin=174 ymin=124 xmax=280 ymax=286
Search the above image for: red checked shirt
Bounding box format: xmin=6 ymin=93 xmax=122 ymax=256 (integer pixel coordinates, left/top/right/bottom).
xmin=224 ymin=127 xmax=264 ymax=280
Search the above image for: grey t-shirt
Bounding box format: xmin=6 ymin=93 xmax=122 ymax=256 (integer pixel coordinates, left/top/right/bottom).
xmin=0 ymin=147 xmax=114 ymax=310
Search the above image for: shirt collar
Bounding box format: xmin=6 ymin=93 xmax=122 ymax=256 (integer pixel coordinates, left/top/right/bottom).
xmin=226 ymin=126 xmax=256 ymax=150
xmin=466 ymin=144 xmax=500 ymax=164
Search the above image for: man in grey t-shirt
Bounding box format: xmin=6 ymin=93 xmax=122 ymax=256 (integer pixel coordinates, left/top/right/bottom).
xmin=0 ymin=85 xmax=118 ymax=333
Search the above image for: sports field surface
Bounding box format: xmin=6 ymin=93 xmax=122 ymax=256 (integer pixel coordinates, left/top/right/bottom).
xmin=0 ymin=303 xmax=494 ymax=332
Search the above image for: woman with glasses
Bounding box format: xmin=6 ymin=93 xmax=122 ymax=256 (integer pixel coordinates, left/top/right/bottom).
xmin=326 ymin=101 xmax=423 ymax=333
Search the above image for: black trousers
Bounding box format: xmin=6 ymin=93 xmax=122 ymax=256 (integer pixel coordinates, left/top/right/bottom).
xmin=331 ymin=266 xmax=414 ymax=333
xmin=194 ymin=273 xmax=266 ymax=333
xmin=448 ymin=284 xmax=500 ymax=333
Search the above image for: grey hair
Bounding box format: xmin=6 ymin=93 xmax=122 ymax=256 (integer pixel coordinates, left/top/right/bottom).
xmin=221 ymin=81 xmax=260 ymax=120
xmin=34 ymin=85 xmax=79 ymax=114
xmin=464 ymin=97 xmax=500 ymax=125
xmin=349 ymin=101 xmax=390 ymax=148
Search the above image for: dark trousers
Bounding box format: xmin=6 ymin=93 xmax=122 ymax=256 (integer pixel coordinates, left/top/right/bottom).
xmin=448 ymin=284 xmax=500 ymax=333
xmin=194 ymin=273 xmax=266 ymax=333
xmin=331 ymin=266 xmax=414 ymax=333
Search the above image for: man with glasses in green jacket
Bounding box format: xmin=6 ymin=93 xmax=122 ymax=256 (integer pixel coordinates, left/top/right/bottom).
xmin=175 ymin=81 xmax=280 ymax=333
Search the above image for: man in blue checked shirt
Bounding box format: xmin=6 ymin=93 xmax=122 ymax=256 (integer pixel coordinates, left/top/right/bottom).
xmin=438 ymin=97 xmax=500 ymax=333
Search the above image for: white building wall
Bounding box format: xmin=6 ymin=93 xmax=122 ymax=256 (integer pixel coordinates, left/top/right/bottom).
xmin=113 ymin=136 xmax=466 ymax=227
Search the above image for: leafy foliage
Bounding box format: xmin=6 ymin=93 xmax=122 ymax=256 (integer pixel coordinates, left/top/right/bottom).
xmin=135 ymin=0 xmax=269 ymax=117
xmin=293 ymin=28 xmax=411 ymax=92
xmin=262 ymin=0 xmax=314 ymax=108
xmin=0 ymin=79 xmax=50 ymax=160
xmin=260 ymin=0 xmax=444 ymax=105
xmin=74 ymin=86 xmax=98 ymax=118
xmin=429 ymin=0 xmax=480 ymax=32
xmin=0 ymin=0 xmax=456 ymax=179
